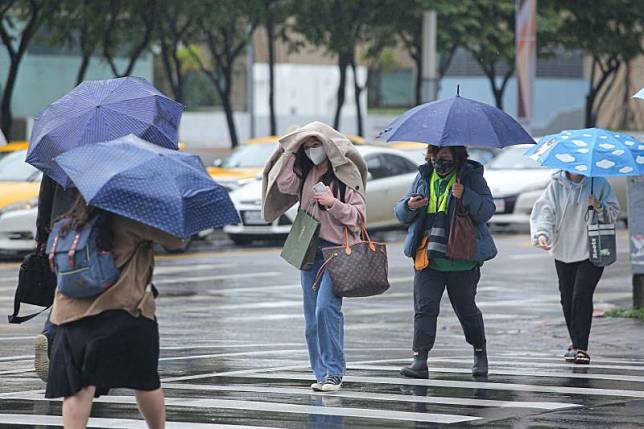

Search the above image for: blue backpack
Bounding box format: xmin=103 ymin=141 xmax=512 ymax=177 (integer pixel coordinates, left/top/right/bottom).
xmin=47 ymin=215 xmax=120 ymax=299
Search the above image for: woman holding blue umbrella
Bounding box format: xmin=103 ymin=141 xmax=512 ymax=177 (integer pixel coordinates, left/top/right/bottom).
xmin=529 ymin=129 xmax=626 ymax=364
xmin=380 ymin=90 xmax=531 ymax=378
xmin=394 ymin=145 xmax=497 ymax=378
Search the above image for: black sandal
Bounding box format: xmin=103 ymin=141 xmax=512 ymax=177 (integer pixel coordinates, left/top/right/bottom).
xmin=564 ymin=346 xmax=576 ymax=362
xmin=574 ymin=350 xmax=590 ymax=364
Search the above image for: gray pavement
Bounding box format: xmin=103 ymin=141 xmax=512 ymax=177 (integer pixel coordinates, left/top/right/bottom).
xmin=0 ymin=231 xmax=643 ymax=428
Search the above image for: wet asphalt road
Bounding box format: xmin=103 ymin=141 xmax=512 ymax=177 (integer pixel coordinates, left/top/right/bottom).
xmin=0 ymin=230 xmax=643 ymax=428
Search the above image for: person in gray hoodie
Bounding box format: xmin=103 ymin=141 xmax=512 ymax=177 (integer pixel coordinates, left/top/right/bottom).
xmin=530 ymin=170 xmax=619 ymax=364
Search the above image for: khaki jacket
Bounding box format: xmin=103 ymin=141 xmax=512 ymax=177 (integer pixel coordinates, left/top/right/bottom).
xmin=261 ymin=121 xmax=367 ymax=222
xmin=50 ymin=215 xmax=184 ymax=325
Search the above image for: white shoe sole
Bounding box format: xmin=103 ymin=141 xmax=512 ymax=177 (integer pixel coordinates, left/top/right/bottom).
xmin=321 ymin=383 xmax=342 ymax=392
xmin=34 ymin=334 xmax=49 ymax=382
xmin=311 ymin=383 xmax=323 ymax=391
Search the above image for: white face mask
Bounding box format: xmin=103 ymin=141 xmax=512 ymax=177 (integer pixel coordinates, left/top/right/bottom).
xmin=305 ymin=146 xmax=327 ymax=165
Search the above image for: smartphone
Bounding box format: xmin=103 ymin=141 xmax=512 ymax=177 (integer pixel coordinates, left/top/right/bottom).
xmin=410 ymin=193 xmax=424 ymax=200
xmin=313 ymin=182 xmax=326 ymax=193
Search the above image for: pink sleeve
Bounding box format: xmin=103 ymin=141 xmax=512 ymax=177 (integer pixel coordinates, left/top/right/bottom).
xmin=326 ymin=187 xmax=366 ymax=227
xmin=276 ymin=153 xmax=301 ymax=196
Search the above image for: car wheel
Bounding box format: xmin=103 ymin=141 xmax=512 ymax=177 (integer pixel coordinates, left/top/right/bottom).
xmin=162 ymin=236 xmax=194 ymax=253
xmin=228 ymin=234 xmax=253 ymax=245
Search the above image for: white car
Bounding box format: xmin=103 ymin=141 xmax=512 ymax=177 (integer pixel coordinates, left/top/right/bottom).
xmin=485 ymin=144 xmax=627 ymax=225
xmin=0 ymin=207 xmax=38 ymax=254
xmin=223 ymin=146 xmax=419 ymax=244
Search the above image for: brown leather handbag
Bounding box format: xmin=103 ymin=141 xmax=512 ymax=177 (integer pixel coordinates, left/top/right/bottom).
xmin=313 ymin=226 xmax=389 ymax=297
xmin=446 ymin=199 xmax=476 ymax=260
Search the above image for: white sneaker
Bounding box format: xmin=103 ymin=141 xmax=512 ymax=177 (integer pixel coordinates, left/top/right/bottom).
xmin=311 ymin=382 xmax=323 ymax=391
xmin=321 ymin=375 xmax=342 ymax=392
xmin=34 ymin=334 xmax=49 ymax=382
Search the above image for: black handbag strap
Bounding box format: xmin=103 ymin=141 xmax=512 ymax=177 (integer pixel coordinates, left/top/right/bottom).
xmin=8 ymin=304 xmax=51 ymax=324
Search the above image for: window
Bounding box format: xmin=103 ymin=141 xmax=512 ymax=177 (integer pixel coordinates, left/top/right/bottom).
xmin=365 ymin=155 xmax=388 ymax=180
xmin=381 ymin=154 xmax=417 ymax=176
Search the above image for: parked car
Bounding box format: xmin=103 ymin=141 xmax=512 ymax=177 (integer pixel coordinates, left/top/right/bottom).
xmin=389 ymin=141 xmax=499 ymax=166
xmin=223 ymin=145 xmax=418 ymax=244
xmin=0 ymin=140 xmax=29 ymax=160
xmin=484 ymin=144 xmax=627 ymax=225
xmin=208 ymin=135 xmax=367 ymax=192
xmin=0 ymin=150 xmax=41 ymax=254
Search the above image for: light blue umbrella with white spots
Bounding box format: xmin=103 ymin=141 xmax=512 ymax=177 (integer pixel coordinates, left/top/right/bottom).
xmin=634 ymin=88 xmax=644 ymax=100
xmin=525 ymin=128 xmax=644 ymax=177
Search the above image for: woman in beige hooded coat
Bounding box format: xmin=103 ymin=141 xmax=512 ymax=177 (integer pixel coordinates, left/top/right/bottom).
xmin=262 ymin=122 xmax=367 ymax=392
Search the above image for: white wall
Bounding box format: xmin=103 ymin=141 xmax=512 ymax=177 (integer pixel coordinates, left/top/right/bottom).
xmin=179 ymin=62 xmax=370 ymax=148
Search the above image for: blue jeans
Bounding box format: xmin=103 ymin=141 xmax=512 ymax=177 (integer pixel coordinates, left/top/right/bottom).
xmin=300 ymin=241 xmax=345 ymax=382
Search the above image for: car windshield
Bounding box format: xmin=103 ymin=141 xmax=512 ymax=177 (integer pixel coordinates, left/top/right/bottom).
xmin=487 ymin=146 xmax=541 ymax=170
xmin=0 ymin=150 xmax=40 ymax=181
xmin=220 ymin=143 xmax=277 ymax=168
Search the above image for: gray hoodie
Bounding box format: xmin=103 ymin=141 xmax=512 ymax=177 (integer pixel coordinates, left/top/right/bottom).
xmin=530 ymin=171 xmax=620 ymax=263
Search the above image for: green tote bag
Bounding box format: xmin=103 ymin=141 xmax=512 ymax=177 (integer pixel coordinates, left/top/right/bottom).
xmin=280 ymin=207 xmax=320 ymax=271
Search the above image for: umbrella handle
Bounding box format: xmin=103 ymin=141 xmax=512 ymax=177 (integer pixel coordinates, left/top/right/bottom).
xmin=588 ymin=177 xmax=594 ymax=211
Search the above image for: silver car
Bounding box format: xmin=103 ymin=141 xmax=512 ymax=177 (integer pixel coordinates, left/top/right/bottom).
xmin=485 ymin=145 xmax=628 ymax=225
xmin=223 ymin=145 xmax=419 ymax=244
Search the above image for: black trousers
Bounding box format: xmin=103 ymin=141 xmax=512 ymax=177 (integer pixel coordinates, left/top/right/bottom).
xmin=413 ymin=266 xmax=485 ymax=352
xmin=554 ymin=259 xmax=604 ymax=351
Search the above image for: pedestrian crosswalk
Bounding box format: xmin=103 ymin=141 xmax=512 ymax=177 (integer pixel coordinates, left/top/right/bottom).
xmin=1 ymin=349 xmax=644 ymax=427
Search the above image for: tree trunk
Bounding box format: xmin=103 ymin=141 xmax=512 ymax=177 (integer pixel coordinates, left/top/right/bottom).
xmin=351 ymin=60 xmax=363 ymax=137
xmin=585 ymin=92 xmax=596 ymax=128
xmin=266 ymin=13 xmax=277 ymax=135
xmin=621 ymin=61 xmax=631 ymax=130
xmin=76 ymin=54 xmax=91 ymax=86
xmin=0 ymin=57 xmax=21 ymax=139
xmin=333 ymin=52 xmax=350 ymax=130
xmin=220 ymin=73 xmax=239 ymax=148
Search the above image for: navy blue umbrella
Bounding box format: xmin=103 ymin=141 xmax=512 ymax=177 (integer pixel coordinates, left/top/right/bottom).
xmin=27 ymin=76 xmax=184 ymax=187
xmin=53 ymin=135 xmax=239 ymax=238
xmin=377 ymin=92 xmax=533 ymax=148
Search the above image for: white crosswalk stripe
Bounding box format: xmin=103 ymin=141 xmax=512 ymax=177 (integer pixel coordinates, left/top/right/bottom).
xmin=2 ymin=353 xmax=644 ymax=427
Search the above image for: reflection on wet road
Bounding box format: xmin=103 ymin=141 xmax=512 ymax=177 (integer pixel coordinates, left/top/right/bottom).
xmin=0 ymin=233 xmax=642 ymax=427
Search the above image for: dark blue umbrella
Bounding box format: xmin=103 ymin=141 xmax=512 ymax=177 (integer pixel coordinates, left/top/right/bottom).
xmin=27 ymin=76 xmax=184 ymax=187
xmin=53 ymin=134 xmax=240 ymax=238
xmin=377 ymin=92 xmax=533 ymax=148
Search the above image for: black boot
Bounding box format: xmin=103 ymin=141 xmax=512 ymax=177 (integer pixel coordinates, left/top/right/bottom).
xmin=400 ymin=351 xmax=429 ymax=379
xmin=472 ymin=346 xmax=488 ymax=376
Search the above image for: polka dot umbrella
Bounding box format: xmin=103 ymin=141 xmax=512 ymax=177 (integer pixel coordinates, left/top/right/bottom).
xmin=26 ymin=76 xmax=184 ymax=188
xmin=53 ymin=134 xmax=240 ymax=238
xmin=525 ymin=128 xmax=644 ymax=178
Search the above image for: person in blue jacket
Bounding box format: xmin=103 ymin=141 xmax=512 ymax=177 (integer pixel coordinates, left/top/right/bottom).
xmin=395 ymin=145 xmax=497 ymax=378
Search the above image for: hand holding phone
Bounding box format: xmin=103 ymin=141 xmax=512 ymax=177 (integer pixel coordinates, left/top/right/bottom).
xmin=313 ymin=182 xmax=326 ymax=193
xmin=408 ymin=193 xmax=427 ymax=210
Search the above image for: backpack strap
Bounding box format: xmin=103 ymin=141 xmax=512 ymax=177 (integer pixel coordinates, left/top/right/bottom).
xmin=68 ymin=232 xmax=81 ymax=270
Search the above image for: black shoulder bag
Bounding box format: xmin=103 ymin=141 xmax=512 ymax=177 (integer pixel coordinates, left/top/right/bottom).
xmin=8 ymin=250 xmax=57 ymax=324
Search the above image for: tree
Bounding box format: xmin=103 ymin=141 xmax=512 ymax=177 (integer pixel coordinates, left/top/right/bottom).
xmin=260 ymin=0 xmax=291 ymax=135
xmin=102 ymin=0 xmax=157 ymax=78
xmin=0 ymin=0 xmax=60 ymax=138
xmin=456 ymin=0 xmax=516 ymax=110
xmin=187 ymin=0 xmax=261 ymax=147
xmin=551 ymin=0 xmax=644 ymax=127
xmin=155 ymin=0 xmax=197 ymax=103
xmin=292 ymin=0 xmax=382 ymax=135
xmin=376 ymin=0 xmax=465 ymax=106
xmin=46 ymin=0 xmax=107 ymax=85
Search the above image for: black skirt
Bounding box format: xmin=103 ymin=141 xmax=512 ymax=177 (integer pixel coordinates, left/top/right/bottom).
xmin=46 ymin=310 xmax=160 ymax=398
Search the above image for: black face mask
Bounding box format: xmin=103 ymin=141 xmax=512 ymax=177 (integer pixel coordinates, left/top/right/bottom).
xmin=432 ymin=159 xmax=455 ymax=176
